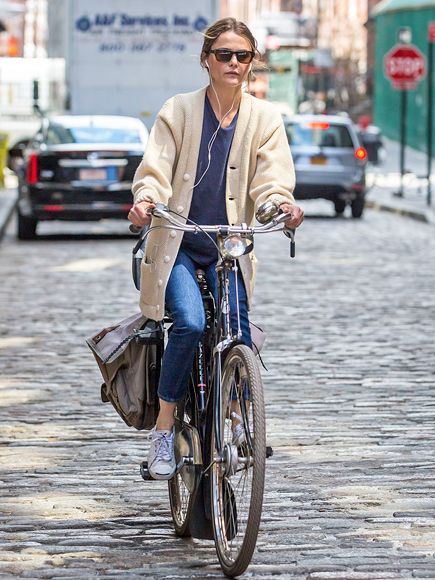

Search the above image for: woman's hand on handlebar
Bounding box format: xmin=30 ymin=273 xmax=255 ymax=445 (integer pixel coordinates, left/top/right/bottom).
xmin=128 ymin=200 xmax=155 ymax=228
xmin=279 ymin=203 xmax=304 ymax=229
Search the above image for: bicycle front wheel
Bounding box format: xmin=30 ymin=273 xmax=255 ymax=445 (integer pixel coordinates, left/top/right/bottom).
xmin=210 ymin=344 xmax=266 ymax=577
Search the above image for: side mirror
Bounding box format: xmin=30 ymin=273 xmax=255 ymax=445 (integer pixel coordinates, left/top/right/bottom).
xmin=255 ymin=200 xmax=280 ymax=224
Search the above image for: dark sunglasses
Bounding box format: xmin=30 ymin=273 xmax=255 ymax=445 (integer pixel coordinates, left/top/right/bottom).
xmin=209 ymin=49 xmax=255 ymax=64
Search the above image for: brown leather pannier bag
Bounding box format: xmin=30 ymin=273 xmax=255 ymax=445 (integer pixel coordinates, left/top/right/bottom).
xmin=86 ymin=312 xmax=163 ymax=430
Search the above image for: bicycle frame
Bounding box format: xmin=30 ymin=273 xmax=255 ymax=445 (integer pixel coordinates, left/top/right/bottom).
xmin=212 ymin=255 xmax=243 ymax=457
xmin=177 ymin=257 xmax=241 ymax=465
xmin=136 ymin=203 xmax=295 ymax=471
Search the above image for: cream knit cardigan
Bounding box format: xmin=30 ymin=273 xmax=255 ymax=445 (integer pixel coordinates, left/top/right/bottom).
xmin=132 ymin=86 xmax=295 ymax=321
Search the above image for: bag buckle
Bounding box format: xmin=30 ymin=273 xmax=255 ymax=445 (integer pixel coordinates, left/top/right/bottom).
xmin=135 ymin=320 xmax=164 ymax=345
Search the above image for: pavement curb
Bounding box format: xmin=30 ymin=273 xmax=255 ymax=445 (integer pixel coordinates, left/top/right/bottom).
xmin=0 ymin=189 xmax=18 ymax=241
xmin=365 ymin=199 xmax=434 ymax=224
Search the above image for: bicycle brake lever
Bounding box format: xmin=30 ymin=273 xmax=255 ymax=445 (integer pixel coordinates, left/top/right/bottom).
xmin=283 ymin=228 xmax=296 ymax=258
xmin=153 ymin=202 xmax=170 ymax=216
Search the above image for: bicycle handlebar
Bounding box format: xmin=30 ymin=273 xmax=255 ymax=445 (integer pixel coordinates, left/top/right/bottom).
xmin=129 ymin=203 xmax=295 ymax=239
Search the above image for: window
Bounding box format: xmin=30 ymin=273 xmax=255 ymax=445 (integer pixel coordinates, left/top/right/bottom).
xmin=46 ymin=124 xmax=142 ymax=145
xmin=285 ymin=122 xmax=353 ymax=148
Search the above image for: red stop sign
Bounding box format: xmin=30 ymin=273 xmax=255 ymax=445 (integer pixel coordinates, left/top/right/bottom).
xmin=384 ymin=44 xmax=426 ymax=89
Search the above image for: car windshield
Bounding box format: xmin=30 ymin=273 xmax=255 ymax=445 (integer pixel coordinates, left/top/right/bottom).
xmin=46 ymin=123 xmax=143 ymax=145
xmin=285 ymin=122 xmax=353 ymax=148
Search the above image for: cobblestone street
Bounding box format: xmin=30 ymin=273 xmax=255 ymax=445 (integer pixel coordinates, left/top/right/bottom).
xmin=1 ymin=203 xmax=435 ymax=579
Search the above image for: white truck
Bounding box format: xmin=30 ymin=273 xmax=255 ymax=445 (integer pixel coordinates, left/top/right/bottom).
xmin=47 ymin=0 xmax=218 ymax=127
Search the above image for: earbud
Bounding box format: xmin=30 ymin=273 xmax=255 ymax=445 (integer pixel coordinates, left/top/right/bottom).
xmin=205 ymin=60 xmax=209 ymax=70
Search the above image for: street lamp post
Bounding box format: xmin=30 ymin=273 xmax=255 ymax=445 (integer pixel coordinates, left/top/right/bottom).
xmin=427 ymin=23 xmax=435 ymax=206
xmin=396 ymin=27 xmax=411 ymax=198
xmin=384 ymin=28 xmax=427 ymax=199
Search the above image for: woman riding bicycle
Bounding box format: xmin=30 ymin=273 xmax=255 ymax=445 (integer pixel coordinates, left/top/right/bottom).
xmin=128 ymin=17 xmax=304 ymax=481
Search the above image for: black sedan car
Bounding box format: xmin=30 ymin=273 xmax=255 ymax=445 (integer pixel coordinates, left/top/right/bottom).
xmin=11 ymin=115 xmax=148 ymax=239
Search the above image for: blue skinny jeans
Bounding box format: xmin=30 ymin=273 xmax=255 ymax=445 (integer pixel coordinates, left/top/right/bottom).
xmin=158 ymin=249 xmax=252 ymax=403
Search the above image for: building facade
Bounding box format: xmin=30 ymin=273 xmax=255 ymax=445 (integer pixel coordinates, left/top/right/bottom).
xmin=221 ymin=0 xmax=376 ymax=116
xmin=373 ymin=0 xmax=435 ymax=152
xmin=0 ymin=0 xmax=47 ymax=57
xmin=0 ymin=0 xmax=63 ymax=119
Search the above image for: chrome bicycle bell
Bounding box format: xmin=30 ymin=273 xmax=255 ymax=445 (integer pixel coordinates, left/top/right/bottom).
xmin=255 ymin=200 xmax=280 ymax=224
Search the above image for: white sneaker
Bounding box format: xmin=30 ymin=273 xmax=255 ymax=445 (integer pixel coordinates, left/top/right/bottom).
xmin=147 ymin=428 xmax=176 ymax=480
xmin=231 ymin=412 xmax=246 ymax=446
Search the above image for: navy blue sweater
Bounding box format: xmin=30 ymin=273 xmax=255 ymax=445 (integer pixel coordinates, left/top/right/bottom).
xmin=181 ymin=95 xmax=238 ymax=266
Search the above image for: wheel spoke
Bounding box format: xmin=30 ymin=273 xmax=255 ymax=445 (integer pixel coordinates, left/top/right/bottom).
xmin=210 ymin=345 xmax=266 ymax=576
xmin=168 ymin=383 xmax=197 ymax=537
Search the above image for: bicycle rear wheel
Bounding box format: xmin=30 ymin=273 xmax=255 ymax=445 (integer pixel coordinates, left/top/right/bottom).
xmin=210 ymin=344 xmax=266 ymax=577
xmin=168 ymin=386 xmax=197 ymax=537
xmin=168 ymin=472 xmax=192 ymax=536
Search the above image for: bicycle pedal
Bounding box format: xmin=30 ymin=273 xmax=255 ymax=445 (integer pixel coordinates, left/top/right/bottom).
xmin=140 ymin=461 xmax=153 ymax=481
xmin=266 ymin=446 xmax=273 ymax=459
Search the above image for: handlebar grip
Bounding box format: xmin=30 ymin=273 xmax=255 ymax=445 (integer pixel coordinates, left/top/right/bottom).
xmin=283 ymin=227 xmax=296 ymax=258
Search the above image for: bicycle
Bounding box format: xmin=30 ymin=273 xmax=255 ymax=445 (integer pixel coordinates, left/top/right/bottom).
xmin=131 ymin=201 xmax=295 ymax=578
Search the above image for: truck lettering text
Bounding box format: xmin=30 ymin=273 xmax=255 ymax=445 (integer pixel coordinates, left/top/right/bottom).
xmin=121 ymin=14 xmax=168 ymax=27
xmin=99 ymin=42 xmax=125 ymax=52
xmin=173 ymin=15 xmax=189 ymax=26
xmin=95 ymin=14 xmax=116 ymax=26
xmin=131 ymin=42 xmax=153 ymax=52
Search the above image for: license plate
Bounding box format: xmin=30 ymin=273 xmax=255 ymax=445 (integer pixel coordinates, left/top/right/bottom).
xmin=310 ymin=156 xmax=327 ymax=165
xmin=79 ymin=168 xmax=107 ymax=180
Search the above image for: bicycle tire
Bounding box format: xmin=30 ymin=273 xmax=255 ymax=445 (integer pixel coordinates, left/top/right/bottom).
xmin=210 ymin=344 xmax=266 ymax=577
xmin=168 ymin=386 xmax=197 ymax=537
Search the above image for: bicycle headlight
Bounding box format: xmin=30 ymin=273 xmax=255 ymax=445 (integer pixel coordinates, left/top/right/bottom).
xmin=219 ymin=234 xmax=253 ymax=258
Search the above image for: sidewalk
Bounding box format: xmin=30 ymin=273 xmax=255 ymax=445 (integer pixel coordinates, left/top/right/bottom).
xmin=0 ymin=175 xmax=18 ymax=241
xmin=365 ymin=137 xmax=435 ymax=224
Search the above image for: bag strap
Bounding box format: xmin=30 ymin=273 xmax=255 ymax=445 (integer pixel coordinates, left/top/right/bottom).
xmin=102 ymin=331 xmax=138 ymax=364
xmin=101 ymin=319 xmax=165 ymax=364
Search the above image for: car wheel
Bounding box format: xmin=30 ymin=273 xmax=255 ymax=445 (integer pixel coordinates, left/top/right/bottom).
xmin=17 ymin=211 xmax=38 ymax=240
xmin=351 ymin=196 xmax=365 ymax=219
xmin=334 ymin=199 xmax=346 ymax=215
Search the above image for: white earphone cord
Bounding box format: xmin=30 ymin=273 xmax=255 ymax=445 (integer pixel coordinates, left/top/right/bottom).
xmin=189 ymin=73 xmax=238 ymax=192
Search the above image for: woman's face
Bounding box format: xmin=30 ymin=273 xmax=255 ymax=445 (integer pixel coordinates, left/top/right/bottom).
xmin=206 ymin=31 xmax=253 ymax=90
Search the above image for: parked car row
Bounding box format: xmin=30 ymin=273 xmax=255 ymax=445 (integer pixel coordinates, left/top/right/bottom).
xmin=8 ymin=109 xmax=380 ymax=240
xmin=8 ymin=115 xmax=148 ymax=239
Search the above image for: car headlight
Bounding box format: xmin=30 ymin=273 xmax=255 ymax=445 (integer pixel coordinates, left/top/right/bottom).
xmin=218 ymin=234 xmax=253 ymax=258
